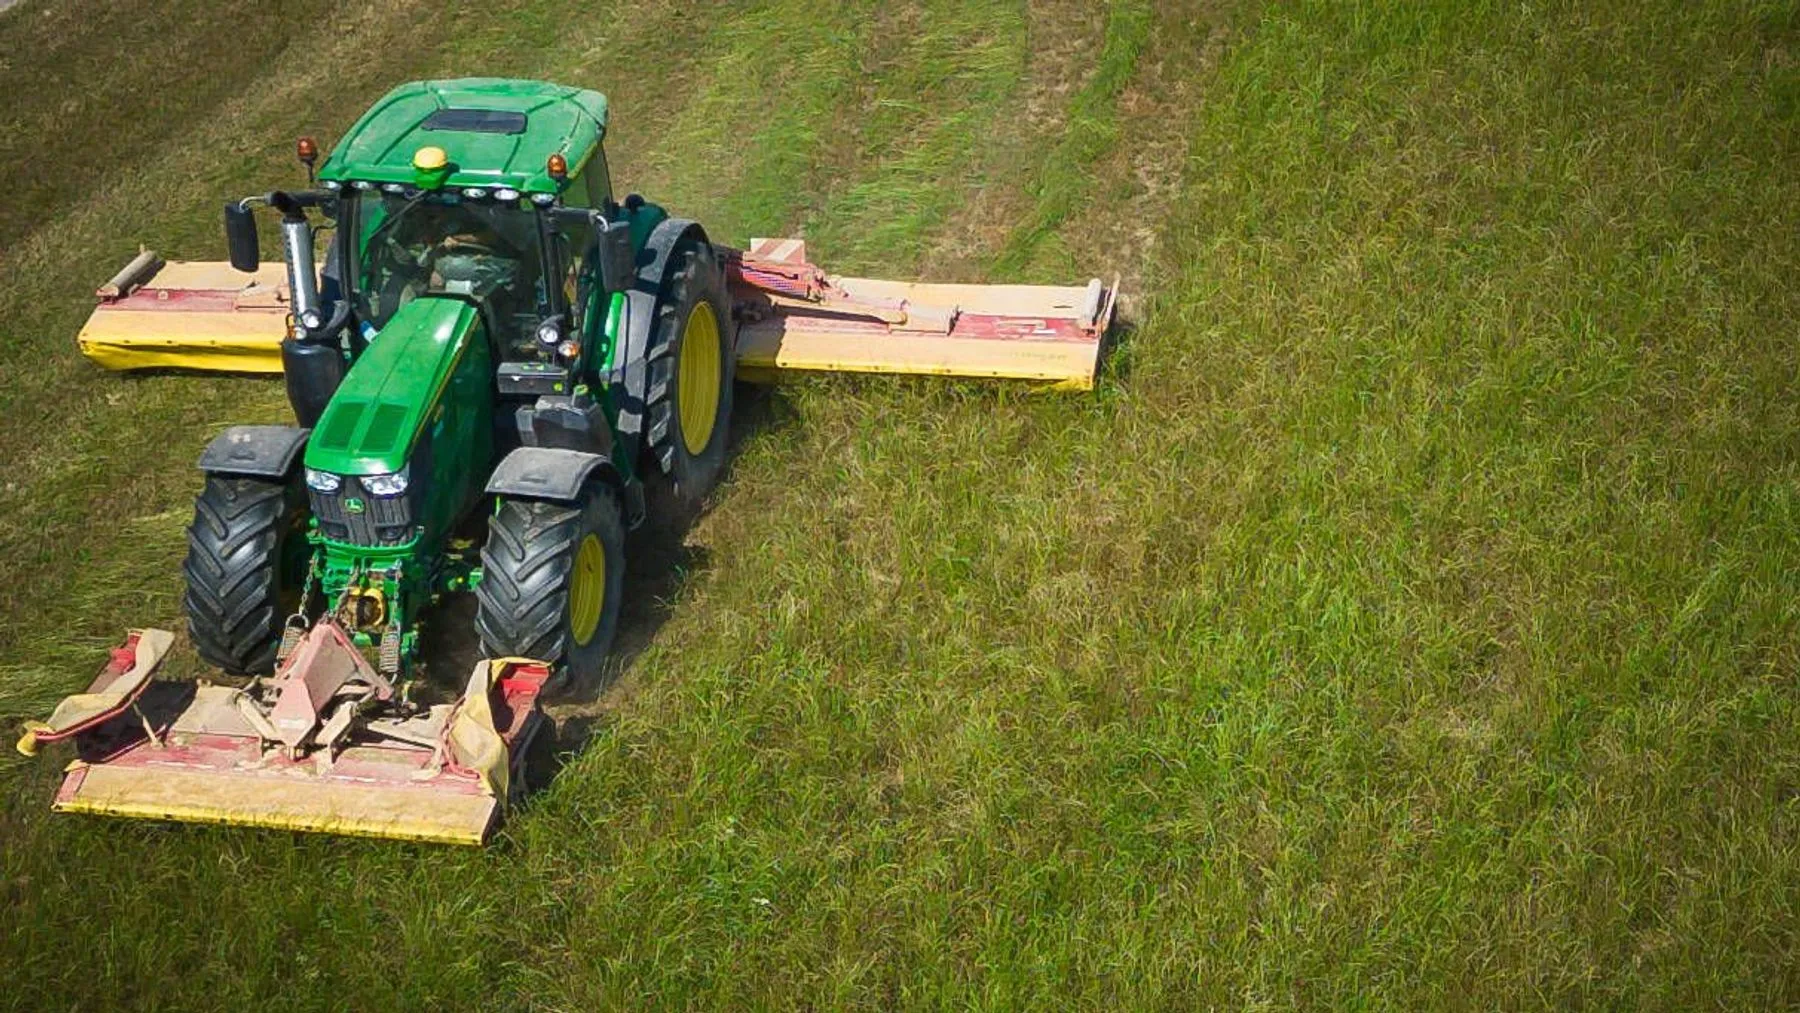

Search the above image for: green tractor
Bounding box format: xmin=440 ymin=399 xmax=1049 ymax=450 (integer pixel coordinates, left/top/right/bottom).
xmin=23 ymin=78 xmax=1116 ymax=843
xmin=194 ymin=79 xmax=730 ymax=688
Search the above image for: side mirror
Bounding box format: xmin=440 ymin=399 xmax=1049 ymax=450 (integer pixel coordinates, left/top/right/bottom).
xmin=224 ymin=202 xmax=260 ymax=273
xmin=594 ymin=215 xmax=635 ymax=294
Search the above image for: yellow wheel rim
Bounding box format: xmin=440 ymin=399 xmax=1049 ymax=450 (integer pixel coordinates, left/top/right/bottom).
xmin=678 ymin=301 xmax=722 ymax=456
xmin=569 ymin=534 xmax=606 ymax=648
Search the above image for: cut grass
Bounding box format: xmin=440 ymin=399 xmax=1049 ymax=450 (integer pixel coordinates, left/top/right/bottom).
xmin=3 ymin=0 xmax=1800 ymax=1007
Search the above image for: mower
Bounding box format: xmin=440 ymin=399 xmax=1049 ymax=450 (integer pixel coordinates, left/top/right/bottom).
xmin=19 ymin=79 xmax=1117 ymax=844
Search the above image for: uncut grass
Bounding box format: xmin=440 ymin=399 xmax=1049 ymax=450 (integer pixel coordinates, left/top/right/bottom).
xmin=5 ymin=0 xmax=1800 ymax=1008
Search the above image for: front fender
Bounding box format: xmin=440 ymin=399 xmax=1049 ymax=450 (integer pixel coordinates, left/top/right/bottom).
xmin=197 ymin=425 xmax=309 ymax=479
xmin=485 ymin=446 xmax=619 ymax=504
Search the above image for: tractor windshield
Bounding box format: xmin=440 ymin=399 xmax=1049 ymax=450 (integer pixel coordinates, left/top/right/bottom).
xmin=348 ymin=191 xmax=551 ymax=354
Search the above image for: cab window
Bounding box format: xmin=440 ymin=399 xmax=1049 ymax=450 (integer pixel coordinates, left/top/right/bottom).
xmin=584 ymin=147 xmax=613 ymax=206
xmin=350 ymin=191 xmax=549 ymax=357
xmin=554 ymin=207 xmax=595 ymax=336
xmin=562 ymin=147 xmax=612 ymax=209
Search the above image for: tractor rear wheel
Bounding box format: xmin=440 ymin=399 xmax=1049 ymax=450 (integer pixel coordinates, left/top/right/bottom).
xmin=645 ymin=240 xmax=733 ymax=505
xmin=476 ymin=484 xmax=625 ymax=688
xmin=183 ymin=474 xmax=307 ymax=675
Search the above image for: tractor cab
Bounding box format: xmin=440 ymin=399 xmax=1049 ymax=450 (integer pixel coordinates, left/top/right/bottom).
xmin=313 ymin=80 xmax=620 ymax=365
xmin=347 ymin=185 xmax=552 ymax=358
xmin=234 ymin=79 xmax=654 ymax=426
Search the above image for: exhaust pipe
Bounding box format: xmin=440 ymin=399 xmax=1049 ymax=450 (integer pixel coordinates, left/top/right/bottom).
xmin=281 ymin=219 xmax=322 ymax=325
xmin=270 ymin=193 xmax=323 ymax=327
xmin=263 ymin=191 xmax=346 ymax=426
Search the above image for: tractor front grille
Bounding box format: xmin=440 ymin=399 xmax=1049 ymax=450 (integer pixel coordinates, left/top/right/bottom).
xmin=310 ymin=478 xmax=416 ymax=546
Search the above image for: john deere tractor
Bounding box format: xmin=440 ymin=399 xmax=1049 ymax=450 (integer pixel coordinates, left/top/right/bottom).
xmin=22 ymin=78 xmax=1115 ymax=843
xmin=190 ymin=79 xmax=733 ymax=690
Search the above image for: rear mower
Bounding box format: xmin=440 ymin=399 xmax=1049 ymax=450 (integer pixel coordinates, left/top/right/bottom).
xmin=21 ymin=78 xmax=1117 ymax=844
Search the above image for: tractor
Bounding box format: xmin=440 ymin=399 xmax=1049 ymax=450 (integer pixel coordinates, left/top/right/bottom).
xmin=19 ymin=79 xmax=1116 ymax=843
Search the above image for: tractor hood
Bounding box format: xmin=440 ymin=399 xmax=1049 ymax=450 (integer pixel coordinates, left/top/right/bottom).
xmin=305 ymin=297 xmax=481 ymax=476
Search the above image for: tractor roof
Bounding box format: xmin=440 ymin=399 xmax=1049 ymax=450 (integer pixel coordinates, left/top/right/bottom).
xmin=318 ymin=78 xmax=608 ymax=194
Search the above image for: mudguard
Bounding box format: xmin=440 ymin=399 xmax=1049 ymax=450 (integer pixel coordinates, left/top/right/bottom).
xmin=486 ymin=446 xmax=618 ymax=503
xmin=197 ymin=425 xmax=309 ymax=478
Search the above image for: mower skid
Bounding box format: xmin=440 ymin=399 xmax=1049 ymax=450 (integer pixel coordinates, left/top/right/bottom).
xmin=727 ymin=239 xmax=1117 ymax=390
xmin=34 ymin=652 xmax=552 ymax=846
xmin=76 ymin=254 xmax=290 ymax=373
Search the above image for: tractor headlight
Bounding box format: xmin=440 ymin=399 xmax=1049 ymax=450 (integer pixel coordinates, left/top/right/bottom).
xmin=536 ymin=318 xmax=563 ymax=347
xmin=495 ymin=187 xmax=521 ymax=202
xmin=462 ymin=188 xmax=489 ymax=200
xmin=362 ymin=467 xmax=409 ymax=497
xmin=305 ymin=468 xmax=342 ymax=493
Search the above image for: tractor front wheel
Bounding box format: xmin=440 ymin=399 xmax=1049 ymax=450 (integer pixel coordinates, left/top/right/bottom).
xmin=476 ymin=484 xmax=626 ymax=689
xmin=183 ymin=474 xmax=307 ymax=675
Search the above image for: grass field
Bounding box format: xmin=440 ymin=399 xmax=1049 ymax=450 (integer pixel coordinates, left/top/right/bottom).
xmin=2 ymin=0 xmax=1798 ymax=1007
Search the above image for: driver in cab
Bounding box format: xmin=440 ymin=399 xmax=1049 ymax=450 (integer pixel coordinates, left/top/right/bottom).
xmin=367 ymin=196 xmax=542 ymax=341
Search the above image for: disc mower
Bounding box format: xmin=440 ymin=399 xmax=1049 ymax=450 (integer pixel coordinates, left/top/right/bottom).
xmin=20 ymin=79 xmax=1117 ymax=844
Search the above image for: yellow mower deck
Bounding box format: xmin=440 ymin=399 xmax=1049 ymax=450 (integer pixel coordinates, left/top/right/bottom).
xmin=735 ymin=276 xmax=1114 ymax=386
xmin=76 ymin=242 xmax=1116 ymax=387
xmin=56 ymin=747 xmax=504 ymax=846
xmin=77 ymin=258 xmax=291 ymax=373
xmin=729 ymin=238 xmax=1116 ymax=389
xmin=34 ymin=644 xmax=552 ymax=846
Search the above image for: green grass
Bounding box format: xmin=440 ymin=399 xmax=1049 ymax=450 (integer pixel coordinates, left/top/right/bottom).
xmin=3 ymin=0 xmax=1799 ymax=1007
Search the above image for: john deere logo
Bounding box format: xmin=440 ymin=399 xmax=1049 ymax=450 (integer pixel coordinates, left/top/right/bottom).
xmin=345 ymin=497 xmax=366 ymax=514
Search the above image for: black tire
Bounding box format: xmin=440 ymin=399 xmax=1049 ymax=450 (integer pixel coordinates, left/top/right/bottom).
xmin=183 ymin=474 xmax=307 ymax=675
xmin=645 ymin=240 xmax=734 ymax=505
xmin=475 ymin=485 xmax=625 ymax=687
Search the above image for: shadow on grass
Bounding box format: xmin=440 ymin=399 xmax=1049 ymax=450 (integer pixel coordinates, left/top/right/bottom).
xmin=1096 ymin=300 xmax=1140 ymax=388
xmin=425 ymin=380 xmax=800 ymax=797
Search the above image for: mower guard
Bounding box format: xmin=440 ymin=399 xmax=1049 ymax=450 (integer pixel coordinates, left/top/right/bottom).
xmin=77 ymin=241 xmax=1116 ymax=388
xmin=29 ymin=638 xmax=551 ymax=846
xmin=15 ymin=629 xmax=175 ymax=756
